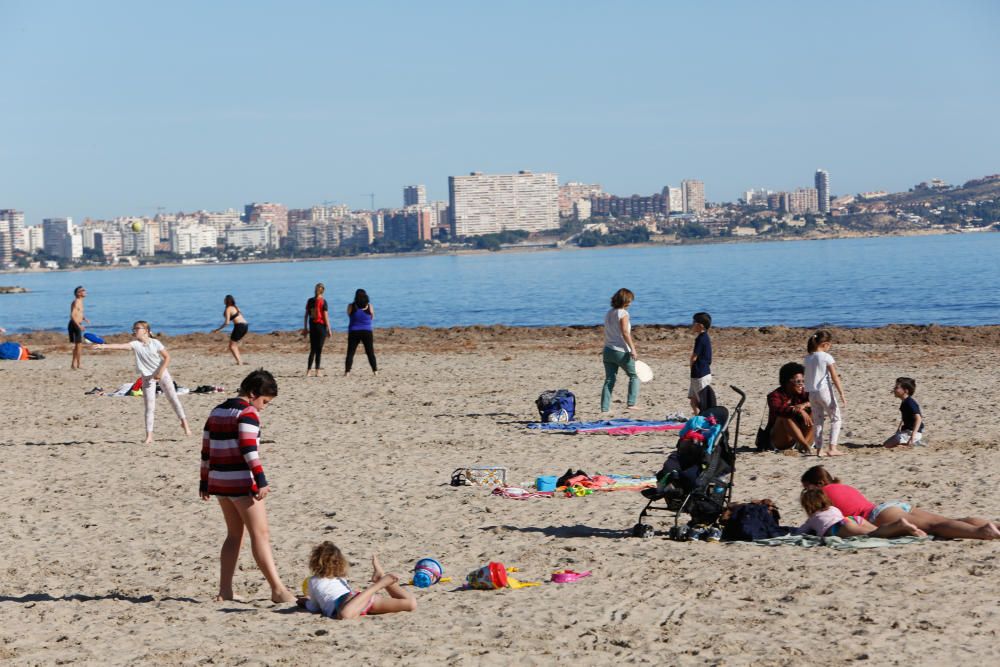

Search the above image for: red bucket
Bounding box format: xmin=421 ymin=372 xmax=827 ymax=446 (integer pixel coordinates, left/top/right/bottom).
xmin=465 ymin=562 xmax=508 ymax=590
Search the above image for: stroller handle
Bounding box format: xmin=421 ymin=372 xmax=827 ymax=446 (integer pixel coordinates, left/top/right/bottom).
xmin=729 ymin=385 xmax=746 ymax=411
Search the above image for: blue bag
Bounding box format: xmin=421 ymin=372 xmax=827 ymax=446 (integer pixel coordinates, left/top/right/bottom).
xmin=536 ymin=389 xmax=576 ymax=423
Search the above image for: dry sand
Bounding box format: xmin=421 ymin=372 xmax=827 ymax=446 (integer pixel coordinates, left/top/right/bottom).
xmin=1 ymin=325 xmax=999 ymax=665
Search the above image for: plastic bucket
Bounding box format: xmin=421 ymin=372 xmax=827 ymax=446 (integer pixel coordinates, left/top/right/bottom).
xmin=413 ymin=558 xmax=443 ymax=588
xmin=466 ymin=562 xmax=508 ymax=590
xmin=535 ymin=476 xmax=557 ymax=492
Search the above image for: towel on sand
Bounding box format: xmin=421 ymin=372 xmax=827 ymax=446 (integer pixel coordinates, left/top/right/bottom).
xmin=527 ymin=419 xmax=684 ymax=435
xmin=754 ymin=534 xmax=933 ymax=550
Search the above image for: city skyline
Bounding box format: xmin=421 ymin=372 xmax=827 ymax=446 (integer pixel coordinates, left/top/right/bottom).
xmin=1 ymin=1 xmax=998 ymax=221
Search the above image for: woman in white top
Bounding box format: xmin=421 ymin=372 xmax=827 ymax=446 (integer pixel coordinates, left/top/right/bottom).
xmin=95 ymin=320 xmax=192 ymax=444
xmin=804 ymin=330 xmax=847 ymax=457
xmin=601 ymin=288 xmax=641 ymax=412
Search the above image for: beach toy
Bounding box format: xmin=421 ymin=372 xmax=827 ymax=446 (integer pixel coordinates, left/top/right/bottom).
xmin=412 ymin=558 xmax=443 ymax=588
xmin=83 ymin=332 xmax=105 ymax=344
xmin=551 ymin=570 xmax=592 ymax=584
xmin=634 ymin=359 xmax=654 ymax=383
xmin=465 ymin=562 xmax=509 ymax=590
xmin=302 ymin=577 xmax=310 ymax=595
xmin=535 ymin=476 xmax=557 ymax=492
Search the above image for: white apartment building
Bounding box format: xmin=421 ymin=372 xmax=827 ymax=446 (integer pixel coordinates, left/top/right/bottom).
xmin=94 ymin=230 xmax=123 ymax=258
xmin=558 ymin=182 xmax=603 ymax=216
xmin=43 ymin=217 xmax=81 ymax=259
xmin=225 ymin=222 xmax=274 ymax=250
xmin=200 ymin=209 xmax=241 ymax=237
xmin=171 ymin=223 xmax=218 ymax=255
xmin=573 ymin=198 xmax=592 ymax=220
xmin=664 ymin=186 xmax=683 ymax=213
xmin=121 ymin=224 xmax=157 ymax=256
xmin=681 ymin=180 xmax=706 ymax=213
xmin=449 ymin=170 xmax=559 ymax=237
xmin=26 ymin=225 xmax=44 ymax=252
xmin=0 ymin=210 xmax=25 ymax=265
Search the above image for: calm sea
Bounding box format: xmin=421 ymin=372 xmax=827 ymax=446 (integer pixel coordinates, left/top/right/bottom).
xmin=2 ymin=233 xmax=998 ymax=335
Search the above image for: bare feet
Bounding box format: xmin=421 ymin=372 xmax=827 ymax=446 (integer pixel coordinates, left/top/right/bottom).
xmin=271 ymin=587 xmax=297 ymax=603
xmin=215 ymin=587 xmax=235 ymax=601
xmin=344 ymin=371 xmax=351 ymax=377
xmin=974 ymin=523 xmax=1000 ymax=540
xmin=182 ymin=420 xmax=192 ymax=436
xmin=626 ymin=405 xmax=642 ymax=411
xmin=371 ymin=553 xmax=385 ymax=583
xmin=898 ymin=519 xmax=927 ymax=538
xmin=316 ymin=369 xmax=325 ymax=377
xmin=144 ymin=434 xmax=154 ymax=444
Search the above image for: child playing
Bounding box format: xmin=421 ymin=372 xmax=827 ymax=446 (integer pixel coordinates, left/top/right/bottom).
xmin=804 ymin=330 xmax=846 ymax=457
xmin=297 ymin=542 xmax=416 ymax=619
xmin=95 ymin=320 xmax=191 ymax=443
xmin=799 ymin=488 xmax=926 ymax=538
xmin=883 ymin=377 xmax=925 ymax=447
xmin=689 ymin=312 xmax=713 ymax=413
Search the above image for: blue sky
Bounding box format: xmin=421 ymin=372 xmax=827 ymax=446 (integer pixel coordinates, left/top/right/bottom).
xmin=1 ymin=0 xmax=998 ymax=222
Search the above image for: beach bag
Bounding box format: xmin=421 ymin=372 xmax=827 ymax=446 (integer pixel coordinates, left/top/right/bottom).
xmin=0 ymin=342 xmax=24 ymax=360
xmin=450 ymin=466 xmax=508 ymax=487
xmin=536 ymin=389 xmax=576 ymax=423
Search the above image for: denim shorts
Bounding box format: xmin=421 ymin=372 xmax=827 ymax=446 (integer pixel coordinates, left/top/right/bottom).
xmin=869 ymin=500 xmax=912 ymax=522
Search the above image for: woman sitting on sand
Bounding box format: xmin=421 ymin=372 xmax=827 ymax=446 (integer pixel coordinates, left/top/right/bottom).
xmin=801 ymin=465 xmax=1000 ymax=540
xmin=765 ymin=362 xmax=814 ymax=452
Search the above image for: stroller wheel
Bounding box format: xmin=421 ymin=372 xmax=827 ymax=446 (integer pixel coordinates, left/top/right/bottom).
xmin=632 ymin=523 xmax=654 ymax=539
xmin=669 ymin=525 xmax=690 ymax=541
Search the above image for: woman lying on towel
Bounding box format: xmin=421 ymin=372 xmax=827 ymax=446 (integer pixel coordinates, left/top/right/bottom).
xmin=801 ymin=465 xmax=1000 ymax=540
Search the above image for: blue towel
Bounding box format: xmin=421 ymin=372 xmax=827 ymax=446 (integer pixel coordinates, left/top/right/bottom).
xmin=527 ymin=419 xmax=684 ymax=433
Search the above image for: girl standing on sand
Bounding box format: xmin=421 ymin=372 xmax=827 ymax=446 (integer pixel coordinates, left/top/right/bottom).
xmin=601 ymin=288 xmax=641 ymax=413
xmin=212 ymin=295 xmax=249 ymax=365
xmin=804 ymin=330 xmax=846 ymax=456
xmin=345 ymin=288 xmax=377 ymax=376
xmin=94 ymin=320 xmax=192 ymax=444
xmin=200 ymin=369 xmax=296 ymax=603
xmin=303 ymin=283 xmax=333 ymax=377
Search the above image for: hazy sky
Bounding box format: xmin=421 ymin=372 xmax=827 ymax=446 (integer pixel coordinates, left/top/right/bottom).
xmin=1 ymin=0 xmax=998 ymax=222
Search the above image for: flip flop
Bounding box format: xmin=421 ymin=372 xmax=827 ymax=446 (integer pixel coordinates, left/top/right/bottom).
xmin=551 ymin=569 xmax=592 ymax=583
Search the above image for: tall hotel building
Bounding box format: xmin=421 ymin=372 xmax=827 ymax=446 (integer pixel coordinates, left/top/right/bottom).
xmin=681 ymin=179 xmax=705 ymax=213
xmin=815 ymin=169 xmax=831 ymax=213
xmin=0 ymin=209 xmax=25 ymax=267
xmin=403 ymin=185 xmax=427 ymax=207
xmin=449 ymin=171 xmax=558 ymax=237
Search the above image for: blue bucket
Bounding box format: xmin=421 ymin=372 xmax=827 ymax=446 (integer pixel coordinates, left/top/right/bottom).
xmin=536 ymin=476 xmax=557 ymax=492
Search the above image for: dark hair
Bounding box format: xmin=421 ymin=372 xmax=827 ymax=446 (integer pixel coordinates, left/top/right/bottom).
xmin=779 ymin=361 xmax=806 ymax=386
xmin=74 ymin=286 xmax=85 ymax=296
xmin=693 ymin=312 xmax=712 ymax=329
xmin=239 ymin=369 xmax=278 ymax=398
xmin=807 ymin=330 xmax=833 ymax=353
xmin=224 ymin=294 xmax=236 ymax=307
xmin=353 ymin=289 xmax=369 ymax=310
xmin=801 ymin=465 xmax=839 ymax=487
xmin=800 ymin=488 xmax=832 ymax=515
xmin=610 ymin=288 xmax=634 ymax=309
xmin=895 ymin=376 xmax=916 ymax=396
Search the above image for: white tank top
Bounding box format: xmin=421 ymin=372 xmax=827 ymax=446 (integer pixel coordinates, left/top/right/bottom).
xmin=603 ymin=308 xmax=630 ymax=353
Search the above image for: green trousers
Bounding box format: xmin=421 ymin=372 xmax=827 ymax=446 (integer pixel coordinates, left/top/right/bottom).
xmin=601 ymin=347 xmax=639 ymax=411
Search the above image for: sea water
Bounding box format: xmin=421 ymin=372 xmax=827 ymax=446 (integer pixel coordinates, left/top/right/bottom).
xmin=2 ymin=233 xmax=998 ymax=335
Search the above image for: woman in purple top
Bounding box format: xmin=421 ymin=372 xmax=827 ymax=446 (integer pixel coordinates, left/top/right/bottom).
xmin=345 ymin=289 xmax=377 ymax=376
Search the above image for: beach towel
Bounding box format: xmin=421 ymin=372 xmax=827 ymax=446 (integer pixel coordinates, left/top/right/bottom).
xmin=527 ymin=419 xmax=685 ymax=435
xmin=753 ymin=534 xmax=933 ymax=550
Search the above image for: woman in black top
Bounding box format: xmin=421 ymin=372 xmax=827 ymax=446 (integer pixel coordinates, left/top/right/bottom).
xmin=302 ymin=283 xmax=333 ymax=377
xmin=213 ymin=294 xmax=249 ymax=365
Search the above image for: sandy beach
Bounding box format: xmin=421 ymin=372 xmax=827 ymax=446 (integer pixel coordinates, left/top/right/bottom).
xmin=2 ymin=324 xmax=999 ymax=665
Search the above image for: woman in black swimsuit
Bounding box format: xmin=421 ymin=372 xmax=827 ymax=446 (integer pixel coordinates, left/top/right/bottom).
xmin=213 ymin=294 xmax=249 ymax=365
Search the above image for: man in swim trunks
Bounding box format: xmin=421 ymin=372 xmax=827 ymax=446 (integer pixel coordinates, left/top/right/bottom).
xmin=69 ymin=286 xmax=89 ymax=369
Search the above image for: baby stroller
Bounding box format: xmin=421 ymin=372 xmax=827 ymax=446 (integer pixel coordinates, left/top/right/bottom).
xmin=632 ymin=385 xmax=745 ymax=540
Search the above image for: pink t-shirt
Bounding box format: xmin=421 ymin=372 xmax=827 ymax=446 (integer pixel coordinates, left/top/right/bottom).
xmin=799 ymin=506 xmax=845 ymax=536
xmin=823 ymin=483 xmax=876 ymax=519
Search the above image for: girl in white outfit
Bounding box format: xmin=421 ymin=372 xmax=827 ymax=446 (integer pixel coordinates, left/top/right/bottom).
xmin=804 ymin=330 xmax=847 ymax=457
xmin=96 ymin=320 xmax=191 ymax=443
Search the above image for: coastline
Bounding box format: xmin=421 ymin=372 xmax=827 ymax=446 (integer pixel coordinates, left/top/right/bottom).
xmin=0 ymin=225 xmax=970 ymax=276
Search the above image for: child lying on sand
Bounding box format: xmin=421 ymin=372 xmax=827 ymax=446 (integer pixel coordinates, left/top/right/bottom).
xmin=297 ymin=542 xmax=416 ymax=619
xmin=799 ymin=488 xmax=926 ymax=538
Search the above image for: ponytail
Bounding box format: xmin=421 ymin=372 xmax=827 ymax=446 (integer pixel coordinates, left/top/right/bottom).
xmin=807 ymin=330 xmax=832 ymax=353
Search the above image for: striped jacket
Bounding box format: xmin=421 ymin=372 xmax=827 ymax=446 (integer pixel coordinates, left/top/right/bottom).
xmin=200 ymin=398 xmax=268 ymax=496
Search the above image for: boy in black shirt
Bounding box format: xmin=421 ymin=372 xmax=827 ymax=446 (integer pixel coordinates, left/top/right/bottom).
xmin=689 ymin=312 xmax=713 ymax=413
xmin=883 ymin=376 xmax=925 ymax=447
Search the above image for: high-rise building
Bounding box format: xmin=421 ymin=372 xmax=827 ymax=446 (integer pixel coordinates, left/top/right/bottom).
xmin=449 ymin=170 xmax=559 ymax=237
xmin=0 ymin=210 xmax=25 ymax=259
xmin=403 ymin=185 xmax=427 ymax=207
xmin=558 ymin=183 xmax=603 ymax=216
xmin=681 ymin=180 xmax=705 ymax=213
xmin=226 ymin=222 xmax=275 ymax=250
xmin=815 ymin=169 xmax=830 ymax=213
xmin=43 ymin=217 xmax=76 ymax=258
xmin=26 ymin=226 xmax=44 ymax=252
xmin=663 ymin=187 xmax=683 ymax=213
xmin=244 ymin=203 xmax=288 ymax=238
